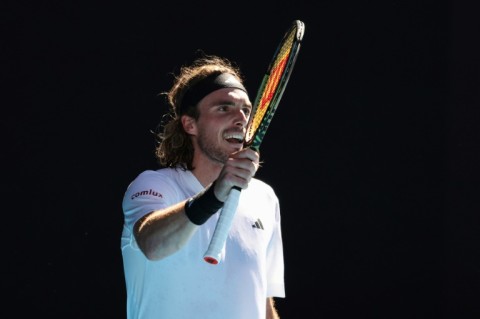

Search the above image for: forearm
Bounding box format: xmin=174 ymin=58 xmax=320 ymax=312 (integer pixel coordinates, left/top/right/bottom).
xmin=134 ymin=200 xmax=198 ymax=261
xmin=133 ymin=183 xmax=224 ymax=261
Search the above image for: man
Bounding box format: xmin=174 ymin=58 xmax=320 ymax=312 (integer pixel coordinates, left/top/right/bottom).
xmin=121 ymin=54 xmax=285 ymax=319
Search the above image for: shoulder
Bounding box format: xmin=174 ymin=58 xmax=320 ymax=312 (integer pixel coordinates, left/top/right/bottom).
xmin=136 ymin=167 xmax=178 ymax=178
xmin=122 ymin=168 xmax=188 ymax=220
xmin=131 ymin=167 xmax=184 ymax=184
xmin=124 ymin=168 xmax=185 ymax=196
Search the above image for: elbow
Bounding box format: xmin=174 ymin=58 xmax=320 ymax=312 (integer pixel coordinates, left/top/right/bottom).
xmin=132 ymin=211 xmax=193 ymax=261
xmin=134 ymin=234 xmax=164 ymax=261
xmin=144 ymin=251 xmax=163 ymax=262
xmin=133 ymin=217 xmax=163 ymax=261
xmin=134 ymin=232 xmax=180 ymax=261
xmin=140 ymin=245 xmax=160 ymax=261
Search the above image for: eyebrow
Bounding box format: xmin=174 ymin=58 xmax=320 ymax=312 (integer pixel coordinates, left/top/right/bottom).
xmin=210 ymin=99 xmax=252 ymax=109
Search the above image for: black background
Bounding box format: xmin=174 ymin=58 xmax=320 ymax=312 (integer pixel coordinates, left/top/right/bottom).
xmin=3 ymin=0 xmax=479 ymax=318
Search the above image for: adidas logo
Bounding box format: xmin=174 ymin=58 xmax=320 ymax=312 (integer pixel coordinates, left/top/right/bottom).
xmin=252 ymin=218 xmax=264 ymax=230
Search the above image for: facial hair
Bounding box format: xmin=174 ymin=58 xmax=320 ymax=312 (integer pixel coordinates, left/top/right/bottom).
xmin=197 ymin=127 xmax=229 ymax=164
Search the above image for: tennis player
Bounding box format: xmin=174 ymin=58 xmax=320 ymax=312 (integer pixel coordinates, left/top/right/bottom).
xmin=121 ymin=54 xmax=285 ymax=319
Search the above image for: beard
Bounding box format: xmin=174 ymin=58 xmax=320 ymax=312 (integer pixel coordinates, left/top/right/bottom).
xmin=197 ymin=129 xmax=229 ymax=164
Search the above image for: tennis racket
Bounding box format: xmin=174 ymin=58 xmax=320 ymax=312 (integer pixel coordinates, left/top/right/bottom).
xmin=203 ymin=19 xmax=305 ymax=264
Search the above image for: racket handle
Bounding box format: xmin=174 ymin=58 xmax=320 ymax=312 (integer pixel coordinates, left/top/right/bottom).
xmin=203 ymin=187 xmax=241 ymax=264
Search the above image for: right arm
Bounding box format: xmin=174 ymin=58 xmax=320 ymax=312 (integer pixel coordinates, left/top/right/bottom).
xmin=133 ymin=147 xmax=259 ymax=261
xmin=133 ymin=199 xmax=198 ymax=261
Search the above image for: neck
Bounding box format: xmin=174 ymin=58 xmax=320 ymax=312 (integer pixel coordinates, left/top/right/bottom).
xmin=191 ymin=157 xmax=223 ymax=188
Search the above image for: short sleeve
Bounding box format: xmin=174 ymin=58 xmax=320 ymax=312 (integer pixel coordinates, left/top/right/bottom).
xmin=122 ymin=170 xmax=180 ymax=232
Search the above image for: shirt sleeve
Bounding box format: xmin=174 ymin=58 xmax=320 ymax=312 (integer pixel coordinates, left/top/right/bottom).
xmin=122 ymin=170 xmax=179 ymax=233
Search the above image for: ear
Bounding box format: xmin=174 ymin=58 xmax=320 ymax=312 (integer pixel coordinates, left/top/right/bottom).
xmin=181 ymin=115 xmax=197 ymax=135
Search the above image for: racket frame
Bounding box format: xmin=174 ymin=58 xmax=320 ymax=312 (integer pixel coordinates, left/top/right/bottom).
xmin=203 ymin=20 xmax=305 ymax=264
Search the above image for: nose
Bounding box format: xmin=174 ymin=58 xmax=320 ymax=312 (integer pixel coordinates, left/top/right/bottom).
xmin=234 ymin=109 xmax=249 ymax=128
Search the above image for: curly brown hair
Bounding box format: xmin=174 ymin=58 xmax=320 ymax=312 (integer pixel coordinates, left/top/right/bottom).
xmin=154 ymin=54 xmax=246 ymax=170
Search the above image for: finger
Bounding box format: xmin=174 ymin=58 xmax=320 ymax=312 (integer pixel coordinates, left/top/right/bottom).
xmin=231 ymin=148 xmax=259 ymax=162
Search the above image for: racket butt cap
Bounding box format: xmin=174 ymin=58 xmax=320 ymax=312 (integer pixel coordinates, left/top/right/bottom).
xmin=204 ymin=256 xmax=219 ymax=265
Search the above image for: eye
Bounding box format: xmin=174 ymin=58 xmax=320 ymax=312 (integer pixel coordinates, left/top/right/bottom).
xmin=217 ymin=105 xmax=229 ymax=112
xmin=242 ymin=106 xmax=252 ymax=117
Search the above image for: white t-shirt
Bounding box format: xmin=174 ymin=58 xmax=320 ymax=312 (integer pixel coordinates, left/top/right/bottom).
xmin=121 ymin=168 xmax=285 ymax=319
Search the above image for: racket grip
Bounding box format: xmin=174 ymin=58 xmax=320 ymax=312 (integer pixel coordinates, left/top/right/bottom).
xmin=203 ymin=187 xmax=241 ymax=264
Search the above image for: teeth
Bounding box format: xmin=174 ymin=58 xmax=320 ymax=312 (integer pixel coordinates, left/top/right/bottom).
xmin=224 ymin=132 xmax=244 ymax=142
xmin=224 ymin=133 xmax=244 ymax=140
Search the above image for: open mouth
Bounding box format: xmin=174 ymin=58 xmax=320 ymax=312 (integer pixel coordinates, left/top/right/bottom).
xmin=224 ymin=132 xmax=244 ymax=144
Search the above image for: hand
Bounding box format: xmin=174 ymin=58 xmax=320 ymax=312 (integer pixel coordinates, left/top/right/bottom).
xmin=213 ymin=148 xmax=260 ymax=201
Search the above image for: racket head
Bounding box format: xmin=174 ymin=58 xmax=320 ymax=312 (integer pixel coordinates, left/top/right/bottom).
xmin=244 ymin=20 xmax=305 ymax=151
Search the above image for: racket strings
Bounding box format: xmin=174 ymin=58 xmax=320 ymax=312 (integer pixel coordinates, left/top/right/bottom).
xmin=246 ymin=28 xmax=297 ymax=144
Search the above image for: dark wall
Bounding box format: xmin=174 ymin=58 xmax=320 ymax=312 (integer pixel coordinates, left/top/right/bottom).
xmin=3 ymin=1 xmax=478 ymax=318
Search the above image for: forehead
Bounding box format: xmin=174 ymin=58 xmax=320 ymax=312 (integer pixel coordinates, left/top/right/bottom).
xmin=199 ymin=87 xmax=252 ymax=107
